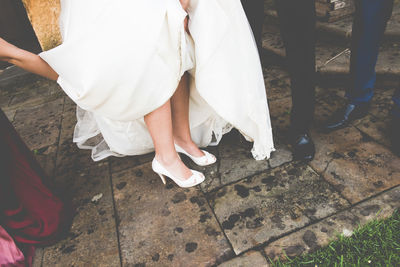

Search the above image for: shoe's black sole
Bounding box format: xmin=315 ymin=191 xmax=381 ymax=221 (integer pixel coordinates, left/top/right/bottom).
xmin=293 ymin=154 xmax=315 ymax=162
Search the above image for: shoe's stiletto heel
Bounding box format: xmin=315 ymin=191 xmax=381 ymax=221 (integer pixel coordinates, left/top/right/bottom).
xmin=152 ymin=158 xmax=205 ymax=188
xmin=157 ymin=173 xmax=167 ymax=185
xmin=174 ymin=143 xmax=216 ymax=166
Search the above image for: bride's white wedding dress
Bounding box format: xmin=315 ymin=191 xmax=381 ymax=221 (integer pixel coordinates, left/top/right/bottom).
xmin=39 ymin=0 xmax=275 ymax=161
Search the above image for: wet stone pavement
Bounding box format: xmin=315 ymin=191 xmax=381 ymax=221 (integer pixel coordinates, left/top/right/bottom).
xmin=1 ymin=64 xmax=399 ymax=267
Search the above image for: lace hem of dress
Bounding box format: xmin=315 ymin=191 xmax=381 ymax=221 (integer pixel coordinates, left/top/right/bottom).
xmin=73 ymin=106 xmax=275 ymax=162
xmin=73 ymin=106 xmax=123 ymax=161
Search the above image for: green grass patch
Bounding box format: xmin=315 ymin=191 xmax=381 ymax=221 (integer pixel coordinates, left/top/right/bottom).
xmin=269 ymin=210 xmax=400 ymax=267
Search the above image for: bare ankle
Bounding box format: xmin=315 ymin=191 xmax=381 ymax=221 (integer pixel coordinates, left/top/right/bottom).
xmin=174 ymin=138 xmax=205 ymax=157
xmin=155 ymin=153 xmax=180 ymax=166
xmin=174 ymin=136 xmax=194 ymax=147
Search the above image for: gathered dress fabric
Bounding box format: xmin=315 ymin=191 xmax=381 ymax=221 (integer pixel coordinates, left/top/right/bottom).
xmin=0 ymin=109 xmax=71 ymax=267
xmin=39 ymin=0 xmax=275 ymax=161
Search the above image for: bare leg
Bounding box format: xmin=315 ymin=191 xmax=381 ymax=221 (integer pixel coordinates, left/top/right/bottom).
xmin=0 ymin=38 xmax=58 ymax=81
xmin=171 ymin=72 xmax=204 ymax=157
xmin=144 ymin=100 xmax=193 ymax=180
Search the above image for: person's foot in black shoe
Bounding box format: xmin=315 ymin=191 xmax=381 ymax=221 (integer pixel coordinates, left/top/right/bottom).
xmin=323 ymin=102 xmax=370 ymax=132
xmin=390 ymin=116 xmax=400 ymax=157
xmin=290 ymin=133 xmax=315 ymax=162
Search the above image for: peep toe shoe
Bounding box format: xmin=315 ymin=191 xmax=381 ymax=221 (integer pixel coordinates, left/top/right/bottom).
xmin=174 ymin=144 xmax=217 ymax=166
xmin=152 ymin=158 xmax=205 ymax=188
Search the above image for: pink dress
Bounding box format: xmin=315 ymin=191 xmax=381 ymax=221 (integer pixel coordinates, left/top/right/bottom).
xmin=0 ymin=108 xmax=72 ymax=266
xmin=0 ymin=226 xmax=25 ymax=267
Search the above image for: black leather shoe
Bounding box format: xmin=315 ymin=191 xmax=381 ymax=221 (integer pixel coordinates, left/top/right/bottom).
xmin=390 ymin=117 xmax=400 ymax=157
xmin=291 ymin=133 xmax=315 ymax=162
xmin=323 ymin=102 xmax=370 ymax=132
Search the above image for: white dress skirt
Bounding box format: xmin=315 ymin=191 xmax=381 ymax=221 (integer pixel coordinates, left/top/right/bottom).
xmin=39 ymin=0 xmax=275 ymax=161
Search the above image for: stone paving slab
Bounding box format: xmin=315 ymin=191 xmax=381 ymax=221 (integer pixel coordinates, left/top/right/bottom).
xmin=217 ymin=131 xmax=270 ymax=191
xmin=208 ymin=162 xmax=349 ymax=255
xmin=55 ymin=97 xmax=99 ymax=175
xmin=218 ymin=250 xmax=269 ymax=267
xmin=42 ymin=163 xmax=120 ymax=267
xmin=109 ymin=152 xmax=154 ymax=174
xmin=33 ymin=144 xmax=58 ymax=178
xmin=32 ymin=248 xmax=44 ymax=267
xmin=268 ymin=143 xmax=292 ymax=169
xmin=8 ymin=78 xmax=63 ymax=109
xmin=267 ymin=96 xmax=291 ymax=135
xmin=0 ymin=72 xmax=63 ymax=114
xmin=368 ymin=88 xmax=397 ymax=119
xmin=315 ymin=83 xmax=346 ymax=100
xmin=12 ymin=98 xmax=64 ymax=150
xmin=310 ymin=126 xmax=400 ymax=204
xmin=264 ymin=185 xmax=400 ymax=261
xmin=0 ymin=66 xmax=30 ymax=83
xmin=0 ymin=92 xmax=12 ymax=110
xmin=318 ymin=43 xmax=400 ymax=77
xmin=310 ymin=92 xmax=400 ymax=203
xmin=0 ymin=68 xmax=34 ymax=97
xmin=199 ymin=131 xmax=270 ymax=193
xmin=263 ymin=66 xmax=291 ymax=102
xmin=3 ymin=108 xmax=17 ymax=122
xmin=310 ymin=93 xmax=400 ymax=204
xmin=354 ymin=114 xmax=391 ymax=148
xmin=262 ymin=28 xmax=285 ymax=59
xmin=112 ymin=162 xmax=233 ymax=267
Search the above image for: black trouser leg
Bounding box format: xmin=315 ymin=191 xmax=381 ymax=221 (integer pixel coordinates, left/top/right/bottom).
xmin=275 ymin=0 xmax=316 ymax=135
xmin=241 ymin=0 xmax=265 ymax=53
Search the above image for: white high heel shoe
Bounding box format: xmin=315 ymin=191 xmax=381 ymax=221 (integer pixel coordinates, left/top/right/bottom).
xmin=152 ymin=158 xmax=205 ymax=188
xmin=175 ymin=144 xmax=217 ymax=166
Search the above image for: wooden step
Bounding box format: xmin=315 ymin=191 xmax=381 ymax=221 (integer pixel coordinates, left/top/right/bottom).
xmin=262 ymin=25 xmax=400 ymax=87
xmin=264 ymin=3 xmax=400 ymax=44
